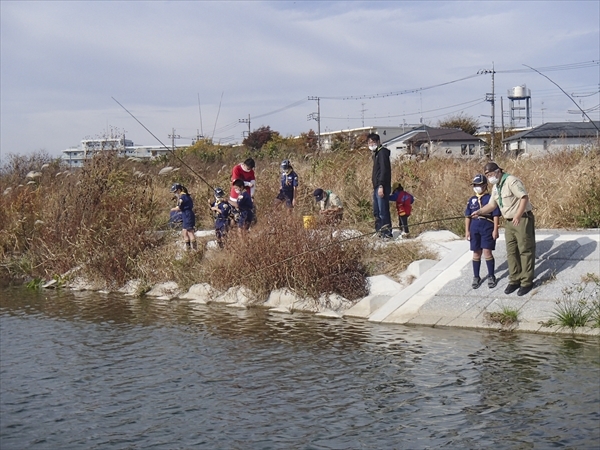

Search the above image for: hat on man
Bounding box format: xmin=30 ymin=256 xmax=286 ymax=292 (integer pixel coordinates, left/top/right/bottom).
xmin=484 ymin=162 xmax=502 ymax=173
xmin=471 ymin=174 xmax=487 ymax=185
xmin=313 ymin=188 xmax=325 ymax=202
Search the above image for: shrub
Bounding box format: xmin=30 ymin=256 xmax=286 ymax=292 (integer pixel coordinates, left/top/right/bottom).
xmin=196 ymin=214 xmax=370 ymax=304
xmin=544 ymin=275 xmax=600 ymax=330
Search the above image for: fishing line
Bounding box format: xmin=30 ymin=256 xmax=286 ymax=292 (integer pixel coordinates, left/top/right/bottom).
xmin=247 ymin=215 xmax=467 ymax=277
xmin=111 ymin=97 xmax=215 ymax=190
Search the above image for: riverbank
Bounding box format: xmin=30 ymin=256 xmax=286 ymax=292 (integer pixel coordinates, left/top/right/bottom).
xmin=49 ymin=228 xmax=600 ymax=337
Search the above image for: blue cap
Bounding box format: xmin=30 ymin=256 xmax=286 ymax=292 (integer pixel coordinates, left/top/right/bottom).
xmin=471 ymin=174 xmax=487 ymax=185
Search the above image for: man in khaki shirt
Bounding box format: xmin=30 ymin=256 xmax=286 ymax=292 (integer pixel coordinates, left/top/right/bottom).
xmin=472 ymin=162 xmax=535 ymax=296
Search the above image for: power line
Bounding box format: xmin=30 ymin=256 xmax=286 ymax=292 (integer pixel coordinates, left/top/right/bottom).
xmin=322 ymin=98 xmax=485 ymax=120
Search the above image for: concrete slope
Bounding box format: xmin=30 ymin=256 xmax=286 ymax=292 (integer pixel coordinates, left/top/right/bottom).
xmin=361 ymin=229 xmax=600 ymax=335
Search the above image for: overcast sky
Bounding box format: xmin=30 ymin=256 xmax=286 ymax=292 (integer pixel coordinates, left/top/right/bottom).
xmin=1 ymin=0 xmax=598 ymax=161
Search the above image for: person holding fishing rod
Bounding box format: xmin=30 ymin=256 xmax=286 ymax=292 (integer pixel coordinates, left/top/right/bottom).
xmin=170 ymin=183 xmax=197 ymax=251
xmin=471 ymin=162 xmax=535 ymax=296
xmin=464 ymin=174 xmax=500 ymax=289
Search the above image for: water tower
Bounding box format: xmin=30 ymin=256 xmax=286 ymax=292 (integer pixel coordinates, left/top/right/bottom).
xmin=507 ymin=85 xmax=532 ymax=128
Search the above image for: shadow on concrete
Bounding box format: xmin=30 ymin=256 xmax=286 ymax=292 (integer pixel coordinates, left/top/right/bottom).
xmin=534 ymin=236 xmax=598 ymax=286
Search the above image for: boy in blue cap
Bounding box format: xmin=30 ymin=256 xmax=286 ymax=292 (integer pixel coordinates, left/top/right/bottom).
xmin=209 ymin=187 xmax=232 ymax=248
xmin=464 ymin=174 xmax=501 ymax=288
xmin=273 ymin=159 xmax=298 ymax=212
xmin=233 ymin=179 xmax=254 ymax=232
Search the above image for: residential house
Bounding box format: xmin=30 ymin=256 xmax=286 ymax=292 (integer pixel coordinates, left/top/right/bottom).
xmin=383 ymin=126 xmax=486 ymax=160
xmin=502 ymin=121 xmax=600 ymax=156
xmin=319 ymin=125 xmax=420 ymax=151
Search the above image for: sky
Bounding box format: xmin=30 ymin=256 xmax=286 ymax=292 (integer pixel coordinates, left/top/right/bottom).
xmin=1 ymin=0 xmax=599 ymax=161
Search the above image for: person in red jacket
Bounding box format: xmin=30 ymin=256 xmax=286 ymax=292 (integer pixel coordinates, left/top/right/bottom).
xmin=229 ymin=158 xmax=256 ymax=207
xmin=389 ymin=182 xmax=414 ymax=238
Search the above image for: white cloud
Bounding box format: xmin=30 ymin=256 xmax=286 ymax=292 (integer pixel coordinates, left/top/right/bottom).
xmin=1 ymin=0 xmax=598 ymax=159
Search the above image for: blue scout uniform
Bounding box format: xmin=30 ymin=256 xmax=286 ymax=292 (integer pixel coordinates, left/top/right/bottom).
xmin=210 ymin=200 xmax=232 ymax=233
xmin=464 ymin=193 xmax=501 ymax=251
xmin=236 ymin=191 xmax=254 ymax=229
xmin=276 ymin=170 xmax=298 ymax=207
xmin=178 ymin=193 xmax=195 ymax=231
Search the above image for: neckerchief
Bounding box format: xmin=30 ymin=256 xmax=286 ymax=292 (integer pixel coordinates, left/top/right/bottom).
xmin=495 ymin=173 xmax=510 ymax=209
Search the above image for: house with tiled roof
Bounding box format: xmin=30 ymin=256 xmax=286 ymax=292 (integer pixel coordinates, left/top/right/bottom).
xmin=502 ymin=121 xmax=599 ymax=155
xmin=383 ymin=125 xmax=486 ymax=160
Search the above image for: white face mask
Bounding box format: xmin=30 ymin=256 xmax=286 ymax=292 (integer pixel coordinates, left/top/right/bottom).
xmin=488 ymin=176 xmax=499 ymax=185
xmin=473 ymin=186 xmax=483 ymax=194
xmin=368 ymin=144 xmax=378 ymax=151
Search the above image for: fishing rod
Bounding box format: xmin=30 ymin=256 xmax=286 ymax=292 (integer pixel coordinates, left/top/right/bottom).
xmin=523 ymin=64 xmax=600 ymax=132
xmin=112 ymin=97 xmax=215 ymax=190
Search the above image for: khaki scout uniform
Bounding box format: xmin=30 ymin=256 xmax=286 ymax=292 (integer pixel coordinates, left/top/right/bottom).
xmin=319 ymin=191 xmax=343 ymax=224
xmin=489 ymin=174 xmax=535 ymax=288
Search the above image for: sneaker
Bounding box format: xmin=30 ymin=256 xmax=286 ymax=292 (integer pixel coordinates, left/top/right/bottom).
xmin=517 ymin=285 xmax=533 ymax=296
xmin=472 ymin=276 xmax=482 ymax=289
xmin=488 ymin=276 xmax=498 ymax=289
xmin=400 ymin=232 xmax=409 ymax=239
xmin=504 ymin=283 xmax=520 ymax=295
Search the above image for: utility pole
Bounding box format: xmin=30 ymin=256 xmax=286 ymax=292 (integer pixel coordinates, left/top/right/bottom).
xmin=308 ymin=96 xmax=321 ymax=151
xmin=361 ymin=102 xmax=367 ymax=127
xmin=239 ymin=114 xmax=251 ymax=139
xmin=479 ymin=64 xmax=496 ymax=159
xmin=500 ymin=97 xmax=505 ymax=144
xmin=169 ymin=128 xmax=181 ymax=151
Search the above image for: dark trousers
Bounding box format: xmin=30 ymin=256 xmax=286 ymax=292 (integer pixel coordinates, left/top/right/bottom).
xmin=398 ymin=215 xmax=409 ymax=233
xmin=373 ymin=188 xmax=392 ymax=236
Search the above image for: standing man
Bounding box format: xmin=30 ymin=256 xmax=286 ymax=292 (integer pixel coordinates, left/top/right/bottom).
xmin=368 ymin=133 xmax=393 ymax=239
xmin=472 ymin=162 xmax=535 ymax=296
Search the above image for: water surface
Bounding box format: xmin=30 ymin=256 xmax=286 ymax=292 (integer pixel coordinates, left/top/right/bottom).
xmin=1 ymin=288 xmax=599 ymax=449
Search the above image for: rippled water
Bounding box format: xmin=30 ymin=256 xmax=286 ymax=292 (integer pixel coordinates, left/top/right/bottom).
xmin=1 ymin=288 xmax=599 ymax=449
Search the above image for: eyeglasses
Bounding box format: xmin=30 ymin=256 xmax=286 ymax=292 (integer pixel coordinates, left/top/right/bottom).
xmin=484 ymin=169 xmax=498 ymax=176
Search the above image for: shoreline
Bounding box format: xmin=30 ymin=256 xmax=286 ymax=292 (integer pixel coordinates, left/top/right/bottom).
xmin=40 ymin=228 xmax=600 ymax=338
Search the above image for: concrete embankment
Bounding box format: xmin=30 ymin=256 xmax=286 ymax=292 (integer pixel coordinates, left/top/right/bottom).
xmin=345 ymin=229 xmax=600 ymax=336
xmin=63 ymin=228 xmax=599 ymax=337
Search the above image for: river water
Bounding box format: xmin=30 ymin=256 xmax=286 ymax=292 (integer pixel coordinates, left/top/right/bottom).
xmin=1 ymin=288 xmax=599 ymax=450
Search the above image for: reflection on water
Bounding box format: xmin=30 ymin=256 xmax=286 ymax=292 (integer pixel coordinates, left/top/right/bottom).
xmin=1 ymin=287 xmax=599 ymax=449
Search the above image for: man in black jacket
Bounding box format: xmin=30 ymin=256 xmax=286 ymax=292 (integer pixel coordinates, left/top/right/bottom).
xmin=368 ymin=133 xmax=393 ymax=238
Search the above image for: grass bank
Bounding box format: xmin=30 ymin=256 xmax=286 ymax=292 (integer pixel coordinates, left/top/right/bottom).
xmin=1 ymin=140 xmax=598 ymax=301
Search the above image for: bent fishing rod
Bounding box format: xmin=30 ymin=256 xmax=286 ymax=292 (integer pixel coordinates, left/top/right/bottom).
xmin=112 ymin=97 xmax=215 ymax=190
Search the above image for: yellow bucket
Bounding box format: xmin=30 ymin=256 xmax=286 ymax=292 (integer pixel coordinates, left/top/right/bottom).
xmin=303 ymin=215 xmax=316 ymax=229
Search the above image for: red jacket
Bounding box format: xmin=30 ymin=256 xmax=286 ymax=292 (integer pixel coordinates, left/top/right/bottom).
xmin=390 ymin=190 xmax=413 ymax=216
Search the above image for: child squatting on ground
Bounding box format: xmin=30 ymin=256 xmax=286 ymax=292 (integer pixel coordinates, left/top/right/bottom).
xmin=209 ymin=187 xmax=232 ymax=248
xmin=464 ymin=174 xmax=501 ymax=289
xmin=232 ymin=179 xmax=254 ymax=233
xmin=170 ymin=183 xmax=197 ymax=251
xmin=389 ymin=182 xmax=414 ymax=239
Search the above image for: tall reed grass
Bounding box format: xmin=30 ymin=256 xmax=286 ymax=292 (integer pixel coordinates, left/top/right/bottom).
xmin=1 ymin=140 xmax=598 ymax=297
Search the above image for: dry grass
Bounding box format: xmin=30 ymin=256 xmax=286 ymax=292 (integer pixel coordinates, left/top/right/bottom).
xmin=1 ymin=140 xmax=599 ymax=299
